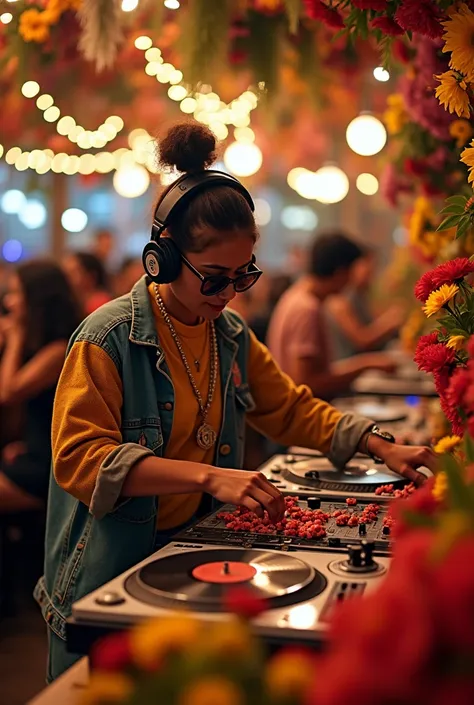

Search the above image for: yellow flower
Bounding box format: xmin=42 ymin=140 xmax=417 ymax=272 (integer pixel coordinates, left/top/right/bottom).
xmin=46 ymin=0 xmax=82 ymax=21
xmin=78 ymin=672 xmax=133 ymax=705
xmin=460 ymin=139 xmax=474 ymax=187
xmin=442 ymin=4 xmax=474 ymax=78
xmin=19 ymin=9 xmax=51 ymax=43
xmin=383 ymin=93 xmax=408 ymax=135
xmin=265 ymin=651 xmax=315 ymax=698
xmin=449 ymin=118 xmax=473 ymax=147
xmin=435 ymin=71 xmax=471 ymax=118
xmin=432 ymin=471 xmax=448 ymax=501
xmin=179 ymin=677 xmax=243 ymax=705
xmin=203 ymin=619 xmax=252 ymax=658
xmin=434 ymin=435 xmax=463 ymax=454
xmin=422 ymin=283 xmax=459 ymax=317
xmin=130 ymin=614 xmax=200 ymax=670
xmin=447 ymin=334 xmax=466 ymax=351
xmin=432 ymin=510 xmax=473 ymax=559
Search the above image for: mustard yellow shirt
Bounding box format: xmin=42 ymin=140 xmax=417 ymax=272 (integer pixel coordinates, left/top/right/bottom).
xmin=52 ymin=287 xmax=343 ymax=530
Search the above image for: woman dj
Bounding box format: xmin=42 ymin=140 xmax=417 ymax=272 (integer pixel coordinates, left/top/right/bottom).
xmin=36 ymin=122 xmax=436 ymax=681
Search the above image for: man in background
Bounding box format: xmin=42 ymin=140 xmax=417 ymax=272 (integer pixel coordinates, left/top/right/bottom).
xmin=267 ymin=230 xmax=396 ymax=401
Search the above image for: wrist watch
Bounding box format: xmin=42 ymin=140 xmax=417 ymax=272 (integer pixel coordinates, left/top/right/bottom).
xmin=365 ymin=425 xmax=396 ymax=464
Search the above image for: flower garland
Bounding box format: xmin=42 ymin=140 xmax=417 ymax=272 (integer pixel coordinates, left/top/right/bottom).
xmin=19 ymin=0 xmax=82 ymax=44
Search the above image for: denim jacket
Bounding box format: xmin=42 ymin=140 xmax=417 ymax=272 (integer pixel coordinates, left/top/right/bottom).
xmin=34 ymin=276 xmax=372 ymax=641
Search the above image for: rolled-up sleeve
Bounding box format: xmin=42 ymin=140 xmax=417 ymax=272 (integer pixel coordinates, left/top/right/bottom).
xmin=52 ymin=341 xmax=154 ymax=519
xmin=247 ymin=330 xmax=373 ymax=465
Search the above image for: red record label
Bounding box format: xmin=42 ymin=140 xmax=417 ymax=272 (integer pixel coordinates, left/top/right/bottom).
xmin=192 ymin=561 xmax=257 ymax=584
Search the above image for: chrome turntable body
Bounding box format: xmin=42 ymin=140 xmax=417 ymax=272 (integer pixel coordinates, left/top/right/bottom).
xmin=70 ymin=541 xmax=389 ymax=650
xmin=260 ymin=450 xmax=416 ymax=501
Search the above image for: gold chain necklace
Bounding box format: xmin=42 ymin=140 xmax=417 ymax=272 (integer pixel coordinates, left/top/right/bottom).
xmin=154 ymin=284 xmax=218 ymax=450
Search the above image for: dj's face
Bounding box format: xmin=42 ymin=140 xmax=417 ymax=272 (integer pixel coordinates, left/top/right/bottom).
xmin=172 ymin=231 xmax=257 ymax=321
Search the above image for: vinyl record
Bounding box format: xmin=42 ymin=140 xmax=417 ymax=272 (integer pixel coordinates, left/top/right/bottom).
xmin=281 ymin=456 xmax=407 ymax=492
xmin=125 ymin=548 xmax=326 ymax=610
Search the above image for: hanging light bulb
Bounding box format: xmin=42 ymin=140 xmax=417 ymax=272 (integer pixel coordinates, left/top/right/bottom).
xmin=312 ymin=165 xmax=349 ymax=204
xmin=346 ymin=113 xmax=387 ymax=156
xmin=223 ymin=142 xmax=262 ymax=177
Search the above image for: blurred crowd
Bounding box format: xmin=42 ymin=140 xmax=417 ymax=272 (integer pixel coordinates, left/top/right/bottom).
xmin=0 ymin=227 xmax=404 ymax=517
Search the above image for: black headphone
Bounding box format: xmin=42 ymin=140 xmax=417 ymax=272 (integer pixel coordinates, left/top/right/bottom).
xmin=142 ymin=170 xmax=255 ymax=283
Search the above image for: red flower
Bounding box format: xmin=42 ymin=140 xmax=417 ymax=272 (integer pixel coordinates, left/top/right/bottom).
xmin=90 ymin=631 xmax=132 ymax=672
xmin=371 ymin=16 xmax=404 ymax=35
xmin=446 ymin=368 xmax=469 ymax=409
xmin=468 ymin=334 xmax=474 ymax=358
xmin=223 ymin=586 xmax=268 ymax=618
xmin=395 ymin=0 xmax=443 ymax=39
xmin=352 ymin=0 xmax=386 ymax=8
xmin=439 ymin=390 xmax=466 ymax=435
xmin=391 ymin=482 xmax=439 ymax=538
xmin=393 ymin=39 xmax=411 ymax=64
xmin=414 ymin=271 xmax=437 ymax=302
xmin=404 ymin=158 xmax=427 ymax=177
xmin=415 ymin=331 xmax=439 ymax=351
xmin=414 ymin=341 xmax=453 ymax=373
xmin=304 ymin=0 xmax=344 ymax=28
xmin=431 ymin=257 xmax=474 ymax=288
xmin=432 ymin=537 xmax=474 ymax=650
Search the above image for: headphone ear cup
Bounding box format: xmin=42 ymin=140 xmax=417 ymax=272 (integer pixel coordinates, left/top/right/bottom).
xmin=142 ymin=239 xmax=181 ymax=283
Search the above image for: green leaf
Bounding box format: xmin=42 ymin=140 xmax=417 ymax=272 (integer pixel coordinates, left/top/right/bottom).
xmin=445 ymin=195 xmax=468 ymax=206
xmin=438 ymin=214 xmax=464 ymax=231
xmin=456 ymin=218 xmax=471 ymax=239
xmin=439 ymin=204 xmax=466 ymax=216
xmin=284 ymin=0 xmax=301 ymax=34
xmin=443 ymin=453 xmax=473 ymax=512
xmin=464 ymin=434 xmax=474 ymax=464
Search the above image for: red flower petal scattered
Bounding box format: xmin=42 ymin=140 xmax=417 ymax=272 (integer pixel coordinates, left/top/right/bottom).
xmin=414 ymin=270 xmax=437 ymax=302
xmin=304 ymin=0 xmax=344 ymax=28
xmin=431 ymin=257 xmax=474 ymax=288
xmin=395 ymin=0 xmax=443 ymax=39
xmin=414 ymin=341 xmax=453 ymax=373
xmin=371 ymin=16 xmax=404 ymax=35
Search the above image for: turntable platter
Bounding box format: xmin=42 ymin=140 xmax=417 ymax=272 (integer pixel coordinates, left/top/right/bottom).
xmin=125 ymin=548 xmax=327 ymax=611
xmin=281 ymin=457 xmax=407 ymax=492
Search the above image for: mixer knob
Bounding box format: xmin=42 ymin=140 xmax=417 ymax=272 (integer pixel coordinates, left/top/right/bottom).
xmin=307 ymin=496 xmax=321 ymax=509
xmin=270 ymin=465 xmax=282 ymax=474
xmin=382 ymin=525 xmax=390 ymax=536
xmin=285 ymin=455 xmax=297 ymax=464
xmin=358 ymin=523 xmax=366 ymax=536
xmin=361 ymin=540 xmax=375 ymax=567
xmin=347 ymin=545 xmax=363 ymax=568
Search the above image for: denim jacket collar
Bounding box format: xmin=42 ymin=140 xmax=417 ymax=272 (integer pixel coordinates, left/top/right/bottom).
xmin=129 ymin=275 xmax=243 ymax=346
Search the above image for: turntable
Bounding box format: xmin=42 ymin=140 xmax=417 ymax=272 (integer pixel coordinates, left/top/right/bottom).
xmin=332 ymin=397 xmax=409 ymax=424
xmin=69 ymin=542 xmax=389 ymax=653
xmin=351 ymin=370 xmax=436 ymax=397
xmin=259 ymin=451 xmax=422 ymax=501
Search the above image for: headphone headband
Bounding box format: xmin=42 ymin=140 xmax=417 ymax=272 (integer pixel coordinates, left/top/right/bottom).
xmin=151 ymin=170 xmax=255 ymax=241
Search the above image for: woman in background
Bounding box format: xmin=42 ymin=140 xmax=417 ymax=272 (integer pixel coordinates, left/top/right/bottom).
xmin=0 ymin=260 xmax=81 ymax=512
xmin=327 ymin=246 xmax=404 ymax=360
xmin=62 ymin=251 xmax=112 ymax=316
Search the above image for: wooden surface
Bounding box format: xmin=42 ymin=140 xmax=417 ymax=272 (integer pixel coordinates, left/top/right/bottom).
xmin=28 ymin=658 xmax=89 ymax=705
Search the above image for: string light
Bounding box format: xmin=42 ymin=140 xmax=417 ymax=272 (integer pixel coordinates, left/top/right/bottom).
xmin=121 ymin=0 xmax=139 ymax=10
xmin=0 ymin=12 xmax=13 ymax=24
xmin=21 ymin=81 xmax=40 ymax=98
xmin=36 ymin=94 xmax=54 ymax=110
xmin=164 ymin=0 xmax=180 ymax=8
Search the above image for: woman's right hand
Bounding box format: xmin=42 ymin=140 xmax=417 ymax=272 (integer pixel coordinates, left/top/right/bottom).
xmin=203 ymin=467 xmax=286 ymax=524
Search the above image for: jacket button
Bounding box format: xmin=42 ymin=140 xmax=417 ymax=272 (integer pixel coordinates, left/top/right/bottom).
xmin=164 ymin=402 xmax=173 ymax=411
xmin=220 ymin=444 xmax=231 ymax=456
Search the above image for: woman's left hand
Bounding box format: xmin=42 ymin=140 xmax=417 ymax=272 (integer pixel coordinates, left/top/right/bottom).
xmin=374 ymin=442 xmax=438 ymax=486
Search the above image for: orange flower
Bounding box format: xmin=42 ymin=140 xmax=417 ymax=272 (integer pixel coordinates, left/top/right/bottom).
xmin=19 ymin=9 xmax=51 ymax=43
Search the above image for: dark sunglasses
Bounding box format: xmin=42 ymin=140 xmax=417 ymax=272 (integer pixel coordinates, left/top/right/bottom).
xmin=181 ymin=254 xmax=263 ymax=297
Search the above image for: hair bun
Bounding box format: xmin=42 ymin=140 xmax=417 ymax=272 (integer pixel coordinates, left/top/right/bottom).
xmin=159 ymin=121 xmax=217 ymax=173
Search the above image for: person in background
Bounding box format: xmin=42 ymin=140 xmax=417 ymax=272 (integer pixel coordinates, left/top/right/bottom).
xmin=267 ymin=231 xmax=397 ymax=401
xmin=0 ymin=259 xmax=81 ymax=512
xmin=62 ymin=251 xmax=112 ymax=316
xmin=327 ymin=246 xmax=404 ymax=360
xmin=113 ymin=256 xmax=145 ymax=297
xmin=91 ymin=227 xmax=115 ymax=270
